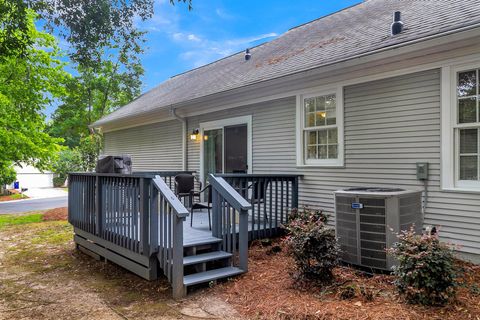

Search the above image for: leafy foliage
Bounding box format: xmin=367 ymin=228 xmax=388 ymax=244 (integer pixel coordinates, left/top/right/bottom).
xmin=284 ymin=208 xmax=340 ymax=284
xmin=0 ymin=162 xmax=16 ymax=186
xmin=388 ymin=227 xmax=459 ymax=306
xmin=0 ymin=10 xmax=66 ymax=176
xmin=0 ymin=0 xmax=31 ymax=59
xmin=52 ymin=149 xmax=83 ymax=180
xmin=48 ymin=60 xmax=142 ymax=148
xmin=78 ymin=133 xmax=103 ymax=172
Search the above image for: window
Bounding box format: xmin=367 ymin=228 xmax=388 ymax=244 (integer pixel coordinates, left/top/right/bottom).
xmin=456 ymin=69 xmax=480 ymax=186
xmin=297 ymin=88 xmax=344 ymax=166
xmin=442 ymin=63 xmax=480 ymax=192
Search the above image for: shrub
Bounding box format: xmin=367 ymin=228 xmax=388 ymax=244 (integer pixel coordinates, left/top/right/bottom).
xmin=53 ymin=149 xmax=83 ymax=180
xmin=284 ymin=208 xmax=340 ymax=284
xmin=53 ymin=176 xmax=66 ymax=188
xmin=389 ymin=227 xmax=458 ymax=306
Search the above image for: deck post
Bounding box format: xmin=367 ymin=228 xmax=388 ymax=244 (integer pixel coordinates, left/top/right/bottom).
xmin=95 ymin=176 xmax=103 ymax=236
xmin=149 ymin=183 xmax=159 ymax=255
xmin=292 ymin=176 xmax=299 ymax=209
xmin=140 ymin=178 xmax=150 ymax=256
xmin=211 ymin=190 xmax=220 ymax=238
xmin=172 ymin=215 xmax=186 ymax=298
xmin=238 ymin=208 xmax=249 ymax=272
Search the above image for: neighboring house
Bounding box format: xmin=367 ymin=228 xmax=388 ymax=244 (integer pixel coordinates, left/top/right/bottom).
xmin=92 ymin=0 xmax=480 ymax=262
xmin=11 ymin=164 xmax=54 ymax=190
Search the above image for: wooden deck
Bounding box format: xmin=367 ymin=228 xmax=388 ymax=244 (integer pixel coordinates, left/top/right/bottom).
xmin=183 ymin=209 xmax=275 ymax=246
xmin=69 ymin=172 xmax=300 ymax=298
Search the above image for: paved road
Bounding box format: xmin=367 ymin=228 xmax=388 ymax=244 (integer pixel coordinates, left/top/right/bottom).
xmin=0 ymin=196 xmax=68 ymax=214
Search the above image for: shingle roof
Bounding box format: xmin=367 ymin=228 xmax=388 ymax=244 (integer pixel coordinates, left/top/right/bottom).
xmin=94 ymin=0 xmax=480 ymax=127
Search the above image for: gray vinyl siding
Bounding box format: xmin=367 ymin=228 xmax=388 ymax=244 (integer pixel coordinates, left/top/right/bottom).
xmin=103 ymin=68 xmax=480 ymax=259
xmin=186 ymin=97 xmax=297 ymax=175
xmin=186 ymin=68 xmax=480 ymax=258
xmin=103 ymin=120 xmax=183 ymax=171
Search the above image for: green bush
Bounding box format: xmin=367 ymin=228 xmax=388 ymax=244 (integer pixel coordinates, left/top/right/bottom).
xmin=53 ymin=149 xmax=83 ymax=180
xmin=284 ymin=208 xmax=340 ymax=283
xmin=53 ymin=176 xmax=65 ymax=187
xmin=389 ymin=227 xmax=458 ymax=306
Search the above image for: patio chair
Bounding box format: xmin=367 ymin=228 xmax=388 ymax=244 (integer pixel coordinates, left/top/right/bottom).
xmin=190 ymin=184 xmax=212 ymax=230
xmin=248 ymin=180 xmax=268 ymax=205
xmin=248 ymin=180 xmax=270 ymax=221
xmin=174 ymin=174 xmax=202 ymax=208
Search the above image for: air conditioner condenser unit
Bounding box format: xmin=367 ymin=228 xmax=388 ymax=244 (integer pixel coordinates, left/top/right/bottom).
xmin=334 ymin=187 xmax=423 ymax=271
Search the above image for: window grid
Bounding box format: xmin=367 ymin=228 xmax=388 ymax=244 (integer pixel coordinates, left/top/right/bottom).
xmin=303 ymin=93 xmax=338 ymax=162
xmin=456 ymin=68 xmax=480 ymax=182
xmin=305 ymin=128 xmax=338 ymax=160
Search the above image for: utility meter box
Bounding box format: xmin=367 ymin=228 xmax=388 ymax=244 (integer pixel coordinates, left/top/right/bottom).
xmin=416 ymin=162 xmax=429 ymax=180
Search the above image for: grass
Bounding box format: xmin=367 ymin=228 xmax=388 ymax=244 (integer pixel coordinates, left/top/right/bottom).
xmin=9 ymin=193 xmax=28 ymax=200
xmin=0 ymin=212 xmax=43 ymax=229
xmin=0 ymin=193 xmax=29 ymax=202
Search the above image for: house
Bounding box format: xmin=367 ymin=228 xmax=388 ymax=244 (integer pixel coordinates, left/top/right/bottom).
xmin=91 ymin=0 xmax=480 ymax=266
xmin=11 ymin=163 xmax=54 ymax=190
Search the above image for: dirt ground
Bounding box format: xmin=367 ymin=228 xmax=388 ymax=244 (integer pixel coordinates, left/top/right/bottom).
xmin=0 ymin=212 xmax=241 ymax=320
xmin=2 ymin=211 xmax=480 ymax=320
xmin=210 ymin=240 xmax=480 ymax=320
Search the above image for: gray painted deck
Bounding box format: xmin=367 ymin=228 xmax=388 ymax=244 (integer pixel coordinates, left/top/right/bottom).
xmin=103 ymin=208 xmax=272 ymax=247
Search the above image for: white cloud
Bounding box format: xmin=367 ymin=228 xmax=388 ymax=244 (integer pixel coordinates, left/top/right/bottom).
xmin=178 ymin=32 xmax=279 ymax=68
xmin=136 ymin=1 xmax=279 ymax=69
xmin=187 ymin=34 xmax=201 ymax=42
xmin=215 ymin=8 xmax=234 ymax=20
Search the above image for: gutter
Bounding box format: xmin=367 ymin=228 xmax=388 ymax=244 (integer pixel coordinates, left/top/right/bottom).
xmin=170 ymin=107 xmax=187 ymax=171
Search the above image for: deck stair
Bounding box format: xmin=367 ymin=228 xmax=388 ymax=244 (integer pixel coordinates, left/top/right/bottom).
xmin=181 ymin=236 xmax=245 ymax=289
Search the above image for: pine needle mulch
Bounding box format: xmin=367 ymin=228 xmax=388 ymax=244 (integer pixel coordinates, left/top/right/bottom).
xmin=211 ymin=240 xmax=480 ymax=320
xmin=42 ymin=207 xmax=68 ymax=221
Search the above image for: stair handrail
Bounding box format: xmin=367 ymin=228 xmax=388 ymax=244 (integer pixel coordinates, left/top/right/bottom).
xmin=152 ymin=175 xmax=189 ymax=218
xmin=152 ymin=175 xmax=189 ymax=298
xmin=208 ymin=174 xmax=251 ymax=211
xmin=209 ymin=174 xmax=251 ymax=272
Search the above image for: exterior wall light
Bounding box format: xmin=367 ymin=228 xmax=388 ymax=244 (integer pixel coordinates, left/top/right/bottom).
xmin=190 ymin=129 xmax=199 ymax=141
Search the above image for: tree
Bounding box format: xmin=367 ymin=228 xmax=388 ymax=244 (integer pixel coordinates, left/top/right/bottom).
xmin=0 ymin=0 xmax=31 ymax=59
xmin=0 ymin=10 xmax=67 ymax=180
xmin=52 ymin=149 xmax=83 ymax=181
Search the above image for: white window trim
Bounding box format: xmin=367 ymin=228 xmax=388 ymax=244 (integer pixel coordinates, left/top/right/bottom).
xmin=441 ymin=61 xmax=480 ymax=192
xmin=199 ymin=115 xmax=253 ymax=185
xmin=296 ymin=87 xmax=344 ymax=167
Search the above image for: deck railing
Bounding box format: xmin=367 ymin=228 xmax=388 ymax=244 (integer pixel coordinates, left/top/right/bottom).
xmin=68 ymin=172 xmax=190 ymax=297
xmin=209 ymin=174 xmax=252 ymax=271
xmin=151 ymin=176 xmax=188 ymax=298
xmin=216 ymin=174 xmax=300 ymax=239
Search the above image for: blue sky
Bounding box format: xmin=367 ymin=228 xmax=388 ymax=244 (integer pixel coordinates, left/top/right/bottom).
xmin=137 ymin=0 xmax=361 ymax=91
xmin=45 ymin=0 xmax=361 ymax=117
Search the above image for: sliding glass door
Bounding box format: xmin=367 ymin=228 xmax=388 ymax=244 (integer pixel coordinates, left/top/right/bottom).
xmin=203 ymin=128 xmax=223 ymax=183
xmin=202 ymin=122 xmax=249 ymax=183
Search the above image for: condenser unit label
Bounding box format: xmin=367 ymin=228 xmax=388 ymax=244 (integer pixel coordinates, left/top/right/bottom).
xmin=351 ymin=202 xmax=364 ymax=209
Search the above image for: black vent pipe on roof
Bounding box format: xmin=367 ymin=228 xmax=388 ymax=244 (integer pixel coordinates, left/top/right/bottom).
xmin=245 ymin=48 xmax=251 ymax=61
xmin=391 ymin=11 xmax=404 ymax=36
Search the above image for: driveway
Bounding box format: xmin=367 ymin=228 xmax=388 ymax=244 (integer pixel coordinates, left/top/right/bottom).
xmin=0 ymin=196 xmax=67 ymax=214
xmin=23 ymin=187 xmax=68 ymax=199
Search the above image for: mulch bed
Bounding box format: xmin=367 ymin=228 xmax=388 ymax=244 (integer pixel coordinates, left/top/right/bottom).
xmin=0 ymin=190 xmax=28 ymax=202
xmin=212 ymin=240 xmax=480 ymax=320
xmin=42 ymin=207 xmax=68 ymax=221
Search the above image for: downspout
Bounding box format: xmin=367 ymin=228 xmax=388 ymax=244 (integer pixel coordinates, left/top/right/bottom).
xmin=171 ymin=107 xmax=187 ymax=171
